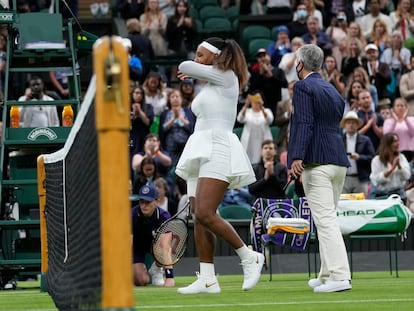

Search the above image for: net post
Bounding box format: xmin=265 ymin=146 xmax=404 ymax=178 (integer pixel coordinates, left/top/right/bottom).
xmin=93 ymin=36 xmax=134 ymax=310
xmin=37 ymin=154 xmax=48 ymax=293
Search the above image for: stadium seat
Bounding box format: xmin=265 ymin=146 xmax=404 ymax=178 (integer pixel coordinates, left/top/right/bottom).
xmin=226 ymin=5 xmax=239 ymax=23
xmin=203 ymin=17 xmax=233 ymax=38
xmin=199 ymin=6 xmax=226 ymax=22
xmin=241 ymin=25 xmax=271 ymax=48
xmin=218 ymin=204 xmax=253 ymax=220
xmin=191 ymin=0 xmax=219 ymax=10
xmin=270 ymin=126 xmax=280 ymax=141
xmin=247 ymin=38 xmax=273 ymax=59
xmin=233 ymin=127 xmax=243 ymax=138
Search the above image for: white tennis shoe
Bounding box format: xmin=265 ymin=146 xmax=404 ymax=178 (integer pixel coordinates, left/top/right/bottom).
xmin=177 ymin=272 xmax=221 ymax=294
xmin=148 ymin=263 xmax=165 ymax=286
xmin=241 ymin=251 xmax=265 ymax=290
xmin=314 ymin=279 xmax=352 ymax=293
xmin=308 ymin=277 xmax=324 ymax=289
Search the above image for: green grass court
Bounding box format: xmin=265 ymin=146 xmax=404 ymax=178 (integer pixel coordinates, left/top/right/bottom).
xmin=1 ymin=271 xmax=414 ymax=311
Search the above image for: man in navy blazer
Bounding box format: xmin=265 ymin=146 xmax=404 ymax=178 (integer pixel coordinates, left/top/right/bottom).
xmin=287 ymin=44 xmax=352 ymax=293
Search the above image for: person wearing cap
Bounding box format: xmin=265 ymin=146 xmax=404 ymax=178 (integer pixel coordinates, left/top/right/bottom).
xmin=176 ymin=37 xmax=264 ymax=294
xmin=267 ymin=25 xmax=292 ymax=67
xmin=341 ymin=111 xmax=376 ymax=196
xmin=249 ymin=48 xmax=267 ymax=73
xmin=132 ymin=184 xmax=174 ymax=287
xmin=288 ymin=44 xmax=351 ymax=293
xmin=362 ymin=42 xmax=391 ymax=100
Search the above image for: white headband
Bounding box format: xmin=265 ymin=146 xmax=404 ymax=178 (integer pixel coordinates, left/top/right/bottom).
xmin=200 ymin=41 xmax=221 ymax=55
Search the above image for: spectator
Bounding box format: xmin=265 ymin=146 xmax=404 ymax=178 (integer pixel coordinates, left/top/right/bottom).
xmin=248 ymin=139 xmax=287 ymax=199
xmin=131 ymin=184 xmax=174 ymax=287
xmin=140 ymin=0 xmax=169 ymax=57
xmin=154 ymin=176 xmax=178 ymax=215
xmin=279 ymin=37 xmax=305 ymax=84
xmin=126 ymin=18 xmax=155 ymax=82
xmin=390 ymin=0 xmax=414 ymax=41
xmin=129 ymin=85 xmax=154 ymax=159
xmin=302 ymin=16 xmax=333 ymax=56
xmin=352 ymin=66 xmax=379 ymax=110
xmin=287 ymin=3 xmax=309 ymax=40
xmin=340 ymin=37 xmax=365 ymax=82
xmin=142 ymin=71 xmax=168 ymax=133
xmin=399 ymin=55 xmax=414 ymax=115
xmin=383 ymin=97 xmax=414 ymax=162
xmin=159 ymin=89 xmax=195 ymax=167
xmin=377 ymin=98 xmax=393 ymax=119
xmin=362 ymin=43 xmax=391 ymax=100
xmin=247 ymin=52 xmax=288 ymax=119
xmin=274 ymin=81 xmax=294 ymax=153
xmin=132 ymin=133 xmax=172 ymax=182
xmin=237 ymin=91 xmax=274 ymax=163
xmin=380 ymin=31 xmax=411 ymax=99
xmin=267 ymin=25 xmax=292 ymax=67
xmin=360 ymin=0 xmax=392 ymax=39
xmin=179 ymin=78 xmax=195 ymax=108
xmin=347 ymin=21 xmax=367 ymax=47
xmin=357 ymin=89 xmax=384 ymax=150
xmin=122 ymin=38 xmax=144 ymax=82
xmin=369 ymin=133 xmax=411 ymax=201
xmin=345 ymin=0 xmax=368 ymax=24
xmin=341 ymin=111 xmax=376 ymax=196
xmin=324 ymin=0 xmax=347 ymax=27
xmin=320 ymin=55 xmax=346 ymax=94
xmin=132 ymin=157 xmax=161 ymax=194
xmin=117 ymin=0 xmax=145 ymax=20
xmin=325 ymin=11 xmax=348 ymax=51
xmin=18 ymin=76 xmax=59 ymax=128
xmin=344 ymin=80 xmax=365 ymax=115
xmin=293 ymin=0 xmax=323 ymax=30
xmin=368 ymin=19 xmax=391 ymax=58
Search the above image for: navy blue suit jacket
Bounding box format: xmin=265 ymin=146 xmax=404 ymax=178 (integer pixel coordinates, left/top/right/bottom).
xmin=287 ymin=73 xmax=350 ymax=168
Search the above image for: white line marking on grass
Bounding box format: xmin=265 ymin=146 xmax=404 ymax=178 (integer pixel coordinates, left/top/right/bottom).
xmin=136 ymin=298 xmax=414 ymax=309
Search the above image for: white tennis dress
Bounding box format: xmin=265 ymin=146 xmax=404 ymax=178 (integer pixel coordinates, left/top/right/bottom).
xmin=175 ymin=61 xmax=256 ymax=192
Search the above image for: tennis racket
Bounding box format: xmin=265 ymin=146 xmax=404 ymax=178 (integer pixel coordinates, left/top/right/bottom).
xmin=151 ymin=200 xmax=191 ymax=266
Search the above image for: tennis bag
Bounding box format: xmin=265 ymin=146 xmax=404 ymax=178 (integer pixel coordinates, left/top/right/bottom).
xmin=250 ymin=197 xmax=314 ymax=254
xmin=337 ymin=194 xmax=412 ymax=235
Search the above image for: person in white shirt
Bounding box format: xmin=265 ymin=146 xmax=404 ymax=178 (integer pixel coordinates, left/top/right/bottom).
xmin=360 ymin=0 xmax=392 ymax=39
xmin=18 ymin=76 xmax=59 ymax=128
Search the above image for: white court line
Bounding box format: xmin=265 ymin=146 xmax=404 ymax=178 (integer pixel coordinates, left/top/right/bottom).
xmin=136 ymin=298 xmax=414 ymax=309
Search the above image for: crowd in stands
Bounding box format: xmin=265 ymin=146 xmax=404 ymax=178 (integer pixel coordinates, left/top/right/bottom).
xmin=0 ymin=0 xmax=413 ymax=213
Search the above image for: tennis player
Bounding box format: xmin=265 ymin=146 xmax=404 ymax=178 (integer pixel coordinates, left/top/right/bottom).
xmin=131 ymin=184 xmax=174 ymax=287
xmin=175 ymin=37 xmax=265 ymax=294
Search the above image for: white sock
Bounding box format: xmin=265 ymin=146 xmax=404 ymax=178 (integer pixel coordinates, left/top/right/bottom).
xmin=200 ymin=262 xmax=215 ymax=277
xmin=235 ymin=245 xmax=253 ymax=261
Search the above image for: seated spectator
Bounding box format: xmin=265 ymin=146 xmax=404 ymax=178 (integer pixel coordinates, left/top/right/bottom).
xmin=237 ymin=91 xmax=274 ymax=164
xmin=267 ymin=25 xmax=292 ymax=67
xmin=132 ymin=133 xmax=172 ymax=182
xmin=129 ymin=85 xmax=154 ymax=160
xmin=399 ymin=55 xmax=414 ymax=116
xmin=287 ymin=3 xmax=309 ymax=40
xmin=18 ymin=76 xmax=59 ymax=128
xmin=383 ymin=97 xmax=414 ymax=162
xmin=340 ymin=38 xmax=365 ymax=83
xmin=344 ymin=80 xmax=365 ymax=115
xmin=159 ymin=89 xmax=195 ymax=167
xmin=279 ymin=37 xmax=305 ymax=84
xmin=357 ymin=89 xmax=384 ymax=151
xmin=179 ymin=78 xmax=195 ymax=108
xmin=352 ymin=66 xmax=378 ymax=110
xmin=368 ymin=19 xmax=391 ymax=58
xmin=320 ymin=55 xmax=346 ymax=94
xmin=377 ymin=98 xmax=392 ymax=119
xmin=154 ymin=176 xmax=178 ymax=215
xmin=143 ymin=71 xmax=168 ymax=133
xmin=132 ymin=157 xmax=161 ymax=194
xmin=360 ymin=0 xmax=392 ymax=39
xmin=369 ymin=133 xmax=411 ymax=201
xmin=389 ymin=0 xmax=414 ymax=41
xmin=248 ymin=139 xmax=288 ymax=200
xmin=293 ymin=0 xmax=323 ymax=30
xmin=302 ymin=16 xmax=333 ymax=56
